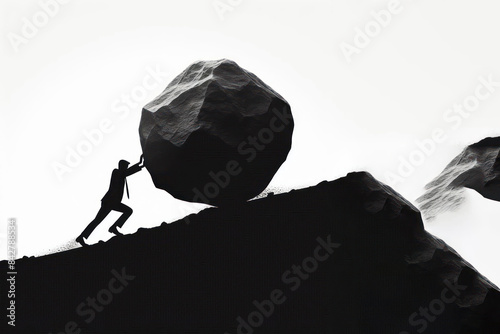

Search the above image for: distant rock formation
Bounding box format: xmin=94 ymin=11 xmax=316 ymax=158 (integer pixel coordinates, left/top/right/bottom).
xmin=139 ymin=59 xmax=294 ymax=206
xmin=417 ymin=136 xmax=500 ymax=220
xmin=4 ymin=172 xmax=500 ymax=333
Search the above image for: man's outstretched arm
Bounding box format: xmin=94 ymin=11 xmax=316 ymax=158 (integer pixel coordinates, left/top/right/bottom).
xmin=126 ymin=155 xmax=145 ymax=176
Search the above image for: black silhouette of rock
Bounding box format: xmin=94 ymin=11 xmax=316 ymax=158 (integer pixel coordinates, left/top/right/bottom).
xmin=417 ymin=136 xmax=500 ymax=220
xmin=4 ymin=172 xmax=500 ymax=333
xmin=139 ymin=59 xmax=294 ymax=206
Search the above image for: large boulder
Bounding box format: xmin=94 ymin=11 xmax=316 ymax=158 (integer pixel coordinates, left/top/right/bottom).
xmin=139 ymin=59 xmax=294 ymax=206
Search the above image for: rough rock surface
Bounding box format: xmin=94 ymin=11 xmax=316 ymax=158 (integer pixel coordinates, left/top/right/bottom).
xmin=417 ymin=136 xmax=500 ymax=220
xmin=139 ymin=59 xmax=294 ymax=206
xmin=5 ymin=172 xmax=500 ymax=333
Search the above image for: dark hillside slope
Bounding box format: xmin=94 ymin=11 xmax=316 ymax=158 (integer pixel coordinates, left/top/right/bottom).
xmin=2 ymin=172 xmax=500 ymax=333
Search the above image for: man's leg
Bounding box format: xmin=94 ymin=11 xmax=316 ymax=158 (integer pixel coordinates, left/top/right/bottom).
xmin=109 ymin=203 xmax=133 ymax=231
xmin=80 ymin=205 xmax=112 ymax=239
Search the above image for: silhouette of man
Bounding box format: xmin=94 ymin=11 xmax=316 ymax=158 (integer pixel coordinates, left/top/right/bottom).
xmin=76 ymin=155 xmax=144 ymax=247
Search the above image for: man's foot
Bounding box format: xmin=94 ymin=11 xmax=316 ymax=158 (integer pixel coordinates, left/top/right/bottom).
xmin=108 ymin=225 xmax=124 ymax=236
xmin=75 ymin=235 xmax=88 ymax=247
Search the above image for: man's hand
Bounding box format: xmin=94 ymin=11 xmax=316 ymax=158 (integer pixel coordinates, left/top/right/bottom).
xmin=139 ymin=154 xmax=145 ymax=168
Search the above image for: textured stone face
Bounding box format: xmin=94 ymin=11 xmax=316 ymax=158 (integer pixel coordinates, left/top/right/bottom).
xmin=139 ymin=59 xmax=294 ymax=206
xmin=417 ymin=136 xmax=500 ymax=220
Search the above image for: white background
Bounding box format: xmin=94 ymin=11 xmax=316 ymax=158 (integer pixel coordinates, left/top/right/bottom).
xmin=1 ymin=0 xmax=500 ymax=286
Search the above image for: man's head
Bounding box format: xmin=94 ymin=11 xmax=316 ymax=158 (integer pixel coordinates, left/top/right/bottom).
xmin=118 ymin=160 xmax=130 ymax=170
